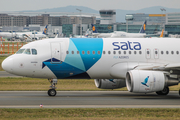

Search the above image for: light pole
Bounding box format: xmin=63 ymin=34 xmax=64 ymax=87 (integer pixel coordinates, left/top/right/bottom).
xmin=76 ymin=8 xmax=82 ymax=38
xmin=126 ymin=19 xmax=128 ymax=33
xmin=11 ymin=17 xmax=14 ymax=41
xmin=160 ymin=9 xmax=166 ymax=24
xmin=160 ymin=8 xmax=166 ymax=36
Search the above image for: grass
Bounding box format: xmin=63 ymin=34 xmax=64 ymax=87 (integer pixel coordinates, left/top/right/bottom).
xmin=0 ymin=77 xmax=179 ymax=91
xmin=0 ymin=108 xmax=179 ymax=120
xmin=0 ymin=77 xmax=127 ymax=91
xmin=0 ymin=56 xmax=7 ymax=71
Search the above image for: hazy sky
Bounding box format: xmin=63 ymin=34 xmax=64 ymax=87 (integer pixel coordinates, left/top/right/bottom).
xmin=0 ymin=0 xmax=180 ymax=11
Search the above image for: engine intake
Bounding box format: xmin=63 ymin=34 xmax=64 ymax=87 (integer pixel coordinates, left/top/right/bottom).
xmin=126 ymin=70 xmax=179 ymax=93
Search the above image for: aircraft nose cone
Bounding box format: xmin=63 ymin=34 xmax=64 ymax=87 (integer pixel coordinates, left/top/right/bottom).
xmin=2 ymin=57 xmax=14 ymax=74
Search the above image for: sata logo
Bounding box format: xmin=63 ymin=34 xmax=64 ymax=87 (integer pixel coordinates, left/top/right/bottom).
xmin=112 ymin=41 xmax=141 ymax=50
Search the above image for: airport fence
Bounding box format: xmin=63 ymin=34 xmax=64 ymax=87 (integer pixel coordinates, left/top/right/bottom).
xmin=0 ymin=37 xmax=27 ymax=55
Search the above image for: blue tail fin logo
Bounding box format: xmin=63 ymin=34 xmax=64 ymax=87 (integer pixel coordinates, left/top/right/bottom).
xmin=141 ymin=76 xmax=149 ymax=87
xmin=43 ymin=25 xmax=48 ymax=34
xmin=139 ymin=20 xmax=147 ymax=33
xmin=91 ymin=24 xmax=98 ymax=33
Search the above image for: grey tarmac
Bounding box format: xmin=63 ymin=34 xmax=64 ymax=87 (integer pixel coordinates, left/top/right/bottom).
xmin=0 ymin=91 xmax=179 ymax=108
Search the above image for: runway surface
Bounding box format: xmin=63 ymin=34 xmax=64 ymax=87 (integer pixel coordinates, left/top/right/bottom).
xmin=0 ymin=91 xmax=180 ymax=108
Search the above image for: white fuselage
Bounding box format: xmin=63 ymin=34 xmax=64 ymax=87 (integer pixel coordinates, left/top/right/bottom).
xmin=0 ymin=32 xmax=16 ymax=39
xmin=2 ymin=38 xmax=180 ymax=79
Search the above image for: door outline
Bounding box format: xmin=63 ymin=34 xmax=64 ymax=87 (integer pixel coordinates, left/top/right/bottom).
xmin=50 ymin=42 xmax=62 ymax=63
xmin=154 ymin=48 xmax=159 ymax=59
xmin=145 ymin=48 xmax=151 ymax=59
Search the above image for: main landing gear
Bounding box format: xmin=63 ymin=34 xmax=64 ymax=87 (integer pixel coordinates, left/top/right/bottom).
xmin=48 ymin=79 xmax=57 ymax=96
xmin=156 ymin=87 xmax=169 ymax=95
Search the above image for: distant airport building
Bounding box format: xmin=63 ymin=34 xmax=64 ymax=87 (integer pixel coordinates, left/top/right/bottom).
xmin=29 ymin=14 xmax=48 ymax=26
xmin=166 ymin=13 xmax=180 ymax=24
xmin=62 ymin=24 xmax=91 ymax=37
xmin=124 ymin=13 xmax=180 ymax=36
xmin=165 ymin=13 xmax=180 ymax=35
xmin=99 ymin=10 xmax=116 ymax=24
xmin=125 ymin=13 xmax=166 ymax=25
xmin=0 ymin=14 xmax=29 ymax=27
xmin=1 ymin=11 xmax=180 ymax=37
xmin=0 ymin=14 xmax=96 ymax=27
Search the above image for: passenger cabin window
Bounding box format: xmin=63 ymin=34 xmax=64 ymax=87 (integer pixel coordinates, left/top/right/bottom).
xmin=147 ymin=51 xmax=150 ymax=54
xmin=16 ymin=49 xmax=25 ymax=54
xmin=77 ymin=51 xmax=79 ymax=54
xmin=72 ymin=51 xmax=74 ymax=54
xmin=87 ymin=51 xmax=90 ymax=54
xmin=155 ymin=51 xmax=158 ymax=54
xmin=118 ymin=51 xmax=121 ymax=54
xmin=98 ymin=51 xmax=100 ymax=55
xmin=103 ymin=51 xmax=105 ymax=54
xmin=166 ymin=51 xmax=169 ymax=54
xmin=66 ymin=51 xmax=69 ymax=54
xmin=92 ymin=51 xmax=95 ymax=54
xmin=24 ymin=49 xmax=31 ymax=55
xmin=177 ymin=51 xmax=179 ymax=54
xmin=171 ymin=51 xmax=174 ymax=54
xmin=31 ymin=49 xmax=37 ymax=55
xmin=113 ymin=51 xmax=116 ymax=54
xmin=139 ymin=51 xmax=142 ymax=54
xmin=161 ymin=51 xmax=163 ymax=54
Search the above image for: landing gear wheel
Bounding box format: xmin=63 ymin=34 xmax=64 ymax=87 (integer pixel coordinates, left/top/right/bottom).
xmin=179 ymin=90 xmax=180 ymax=96
xmin=47 ymin=79 xmax=57 ymax=96
xmin=156 ymin=87 xmax=169 ymax=95
xmin=48 ymin=89 xmax=56 ymax=96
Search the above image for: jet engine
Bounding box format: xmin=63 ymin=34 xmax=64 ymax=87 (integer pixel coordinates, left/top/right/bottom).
xmin=94 ymin=79 xmax=126 ymax=89
xmin=126 ymin=70 xmax=179 ymax=93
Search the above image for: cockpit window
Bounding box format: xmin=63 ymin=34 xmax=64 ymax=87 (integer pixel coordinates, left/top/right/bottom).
xmin=31 ymin=49 xmax=37 ymax=55
xmin=24 ymin=49 xmax=31 ymax=55
xmin=16 ymin=49 xmax=25 ymax=54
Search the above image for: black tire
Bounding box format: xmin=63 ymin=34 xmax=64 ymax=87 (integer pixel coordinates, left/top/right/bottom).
xmin=179 ymin=90 xmax=180 ymax=96
xmin=48 ymin=89 xmax=56 ymax=96
xmin=156 ymin=87 xmax=169 ymax=95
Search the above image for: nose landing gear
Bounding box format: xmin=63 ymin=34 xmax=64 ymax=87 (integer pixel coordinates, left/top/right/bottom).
xmin=48 ymin=79 xmax=57 ymax=96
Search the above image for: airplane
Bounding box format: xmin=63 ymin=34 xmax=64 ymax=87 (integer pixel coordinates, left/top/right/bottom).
xmin=160 ymin=29 xmax=164 ymax=38
xmin=91 ymin=21 xmax=147 ymax=38
xmin=2 ymin=38 xmax=180 ymax=96
xmin=18 ymin=25 xmax=48 ymax=40
xmin=0 ymin=31 xmax=17 ymax=40
xmin=148 ymin=29 xmax=164 ymax=38
xmin=5 ymin=25 xmax=48 ymax=41
xmin=73 ymin=29 xmax=92 ymax=38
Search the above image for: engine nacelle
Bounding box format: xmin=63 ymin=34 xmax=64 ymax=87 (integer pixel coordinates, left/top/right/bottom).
xmin=94 ymin=79 xmax=126 ymax=89
xmin=126 ymin=70 xmax=179 ymax=93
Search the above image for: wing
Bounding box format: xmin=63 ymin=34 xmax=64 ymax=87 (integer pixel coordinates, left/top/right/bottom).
xmin=134 ymin=63 xmax=180 ymax=75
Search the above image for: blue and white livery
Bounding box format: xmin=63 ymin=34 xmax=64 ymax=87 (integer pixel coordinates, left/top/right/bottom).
xmin=2 ymin=38 xmax=180 ymax=96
